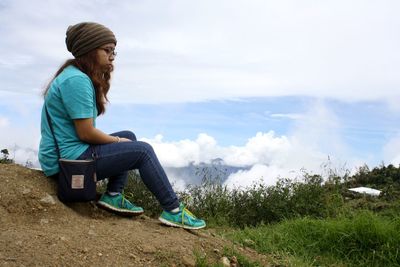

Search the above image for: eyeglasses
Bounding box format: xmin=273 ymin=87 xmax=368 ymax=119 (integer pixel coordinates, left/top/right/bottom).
xmin=100 ymin=47 xmax=117 ymax=57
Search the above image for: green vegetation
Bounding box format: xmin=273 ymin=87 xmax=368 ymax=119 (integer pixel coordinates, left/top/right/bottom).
xmin=0 ymin=149 xmax=13 ymax=164
xmin=121 ymin=163 xmax=400 ymax=266
xmin=123 ymin=170 xmax=162 ymax=217
xmin=230 ymin=211 xmax=400 ymax=266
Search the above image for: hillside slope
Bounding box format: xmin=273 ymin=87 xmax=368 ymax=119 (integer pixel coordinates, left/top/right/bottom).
xmin=0 ymin=163 xmax=270 ymax=266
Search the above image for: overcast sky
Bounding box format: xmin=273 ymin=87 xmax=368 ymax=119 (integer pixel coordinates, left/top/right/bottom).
xmin=1 ymin=0 xmax=399 ymax=188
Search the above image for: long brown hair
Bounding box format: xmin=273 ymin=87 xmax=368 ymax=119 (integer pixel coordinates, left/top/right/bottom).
xmin=43 ymin=50 xmax=111 ymax=115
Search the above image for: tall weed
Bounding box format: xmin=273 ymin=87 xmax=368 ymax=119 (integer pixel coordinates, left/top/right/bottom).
xmin=122 ymin=163 xmax=400 ymax=228
xmin=186 ymin=169 xmax=343 ymax=227
xmin=124 ymin=171 xmax=162 ymax=217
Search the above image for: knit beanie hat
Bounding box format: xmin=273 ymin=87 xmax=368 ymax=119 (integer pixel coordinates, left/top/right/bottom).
xmin=65 ymin=22 xmax=117 ymax=58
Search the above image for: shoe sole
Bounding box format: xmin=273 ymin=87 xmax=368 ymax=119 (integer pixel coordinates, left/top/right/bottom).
xmin=158 ymin=217 xmax=206 ymax=230
xmin=97 ymin=200 xmax=144 ymax=216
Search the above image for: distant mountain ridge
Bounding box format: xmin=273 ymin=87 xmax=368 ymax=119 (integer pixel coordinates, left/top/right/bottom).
xmin=165 ymin=158 xmax=251 ymax=186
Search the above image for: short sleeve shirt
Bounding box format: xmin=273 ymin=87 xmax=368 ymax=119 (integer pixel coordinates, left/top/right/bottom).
xmin=38 ymin=65 xmax=97 ymax=176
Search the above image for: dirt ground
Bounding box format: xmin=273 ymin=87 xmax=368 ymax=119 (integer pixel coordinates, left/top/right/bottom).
xmin=0 ymin=163 xmax=271 ymax=266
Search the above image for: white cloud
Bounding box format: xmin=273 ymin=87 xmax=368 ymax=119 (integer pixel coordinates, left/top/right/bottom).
xmin=223 ymin=132 xmax=291 ymax=167
xmin=140 ymin=133 xmax=219 ymax=168
xmin=0 ymin=55 xmax=34 ymax=70
xmin=140 ymin=100 xmax=362 ymax=188
xmin=0 ymin=121 xmax=40 ymax=158
xmin=111 ymin=0 xmax=400 ymax=103
xmin=391 ymin=155 xmax=400 ymax=166
xmin=142 ymin=132 xmax=297 ymax=189
xmin=141 ymin=131 xmax=293 ymax=169
xmin=0 ymin=107 xmax=41 ymax=166
xmin=386 ymin=96 xmax=400 ymax=113
xmin=1 ymin=0 xmax=400 ymax=103
xmin=224 ymin=164 xmax=294 ymax=188
xmin=383 ymin=134 xmax=400 ymax=165
xmin=270 ymin=113 xmax=304 ymax=120
xmin=13 ymin=147 xmax=40 ymax=167
xmin=0 ymin=116 xmax=9 ymax=127
xmin=288 ymin=100 xmax=348 ymax=156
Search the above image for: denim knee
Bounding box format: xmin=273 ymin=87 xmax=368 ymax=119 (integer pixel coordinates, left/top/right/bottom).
xmin=127 ymin=131 xmax=137 ymax=141
xmin=117 ymin=130 xmax=137 ymax=141
xmin=137 ymin=141 xmax=155 ymax=155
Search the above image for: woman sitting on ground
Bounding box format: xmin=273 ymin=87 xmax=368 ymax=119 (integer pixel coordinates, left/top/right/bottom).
xmin=38 ymin=22 xmax=206 ymax=230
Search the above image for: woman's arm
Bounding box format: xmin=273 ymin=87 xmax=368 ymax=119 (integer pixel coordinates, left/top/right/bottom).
xmin=73 ymin=118 xmax=130 ymax=144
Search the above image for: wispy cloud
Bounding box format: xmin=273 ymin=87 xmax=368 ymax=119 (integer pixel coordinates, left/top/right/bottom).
xmin=1 ymin=0 xmax=399 ymax=103
xmin=0 ymin=55 xmax=34 ymax=69
xmin=270 ymin=113 xmax=304 ymax=120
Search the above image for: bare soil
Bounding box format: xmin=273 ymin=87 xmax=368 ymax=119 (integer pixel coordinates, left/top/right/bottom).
xmin=0 ymin=163 xmax=271 ymax=266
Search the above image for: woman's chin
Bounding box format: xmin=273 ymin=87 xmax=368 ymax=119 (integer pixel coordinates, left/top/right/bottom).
xmin=103 ymin=64 xmax=114 ymax=73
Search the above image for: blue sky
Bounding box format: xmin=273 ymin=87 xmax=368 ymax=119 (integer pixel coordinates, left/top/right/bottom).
xmin=0 ymin=0 xmax=399 ymax=187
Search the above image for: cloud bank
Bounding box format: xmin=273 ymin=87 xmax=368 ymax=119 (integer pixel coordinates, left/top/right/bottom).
xmin=1 ymin=0 xmax=399 ymax=104
xmin=140 ymin=101 xmax=360 ymax=188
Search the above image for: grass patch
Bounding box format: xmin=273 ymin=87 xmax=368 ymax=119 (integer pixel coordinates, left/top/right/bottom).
xmin=229 ymin=211 xmax=400 ymax=266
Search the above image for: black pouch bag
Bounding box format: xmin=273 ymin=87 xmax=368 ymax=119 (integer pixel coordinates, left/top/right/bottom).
xmin=58 ymin=158 xmax=97 ymax=202
xmin=45 ymin=104 xmax=98 ymax=202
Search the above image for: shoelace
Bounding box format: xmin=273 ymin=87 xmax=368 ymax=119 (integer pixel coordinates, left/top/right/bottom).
xmin=120 ymin=194 xmax=131 ymax=208
xmin=181 ymin=205 xmax=197 ymax=225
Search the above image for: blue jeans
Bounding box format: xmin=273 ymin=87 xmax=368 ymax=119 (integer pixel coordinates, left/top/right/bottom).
xmin=77 ymin=130 xmax=179 ymax=211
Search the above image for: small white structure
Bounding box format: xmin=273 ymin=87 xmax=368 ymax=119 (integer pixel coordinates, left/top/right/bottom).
xmin=348 ymin=187 xmax=381 ymax=197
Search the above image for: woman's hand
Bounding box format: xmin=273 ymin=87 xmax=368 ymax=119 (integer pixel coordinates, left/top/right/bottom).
xmin=113 ymin=136 xmax=132 ymax=143
xmin=119 ymin=137 xmax=132 ymax=142
xmin=74 ymin=118 xmax=131 ymax=144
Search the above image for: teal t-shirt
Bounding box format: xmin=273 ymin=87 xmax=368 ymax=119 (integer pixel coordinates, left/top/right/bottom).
xmin=39 ymin=65 xmax=97 ymax=176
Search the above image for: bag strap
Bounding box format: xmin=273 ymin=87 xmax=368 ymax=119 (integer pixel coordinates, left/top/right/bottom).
xmin=45 ymin=83 xmax=97 ymax=162
xmin=44 ymin=104 xmax=61 ymax=159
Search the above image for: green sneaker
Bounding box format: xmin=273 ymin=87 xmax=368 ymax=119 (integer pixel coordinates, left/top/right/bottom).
xmin=158 ymin=203 xmax=206 ymax=230
xmin=97 ymin=193 xmax=144 ymax=216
